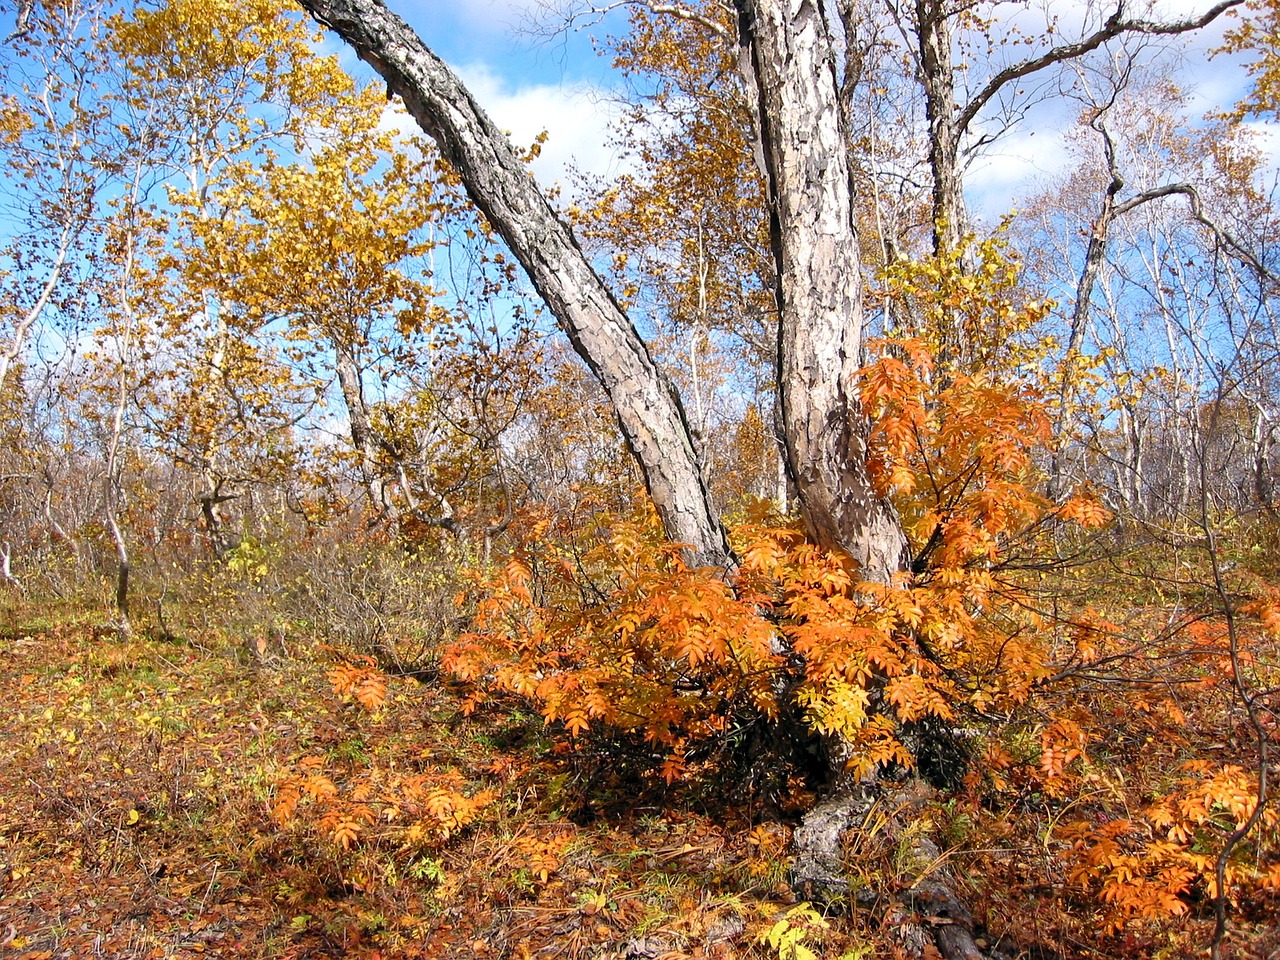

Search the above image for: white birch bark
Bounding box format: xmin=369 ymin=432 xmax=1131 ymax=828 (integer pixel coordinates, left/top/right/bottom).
xmin=733 ymin=0 xmax=907 ymax=580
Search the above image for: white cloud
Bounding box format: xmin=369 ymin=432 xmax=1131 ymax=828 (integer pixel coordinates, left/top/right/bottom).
xmin=453 ymin=62 xmax=623 ymax=190
xmin=377 ymin=62 xmax=623 ymax=195
xmin=967 ymin=128 xmax=1078 ymax=220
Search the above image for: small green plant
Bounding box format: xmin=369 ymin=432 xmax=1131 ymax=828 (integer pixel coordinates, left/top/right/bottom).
xmin=838 ymin=944 xmax=873 ymax=960
xmin=226 ymin=535 xmax=272 ymax=584
xmin=758 ymin=903 xmax=828 ymax=960
xmin=408 ymin=856 xmax=446 ymax=884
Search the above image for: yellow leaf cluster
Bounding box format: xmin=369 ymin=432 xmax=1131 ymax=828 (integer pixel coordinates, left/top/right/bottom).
xmin=877 ymin=234 xmax=1057 ymax=380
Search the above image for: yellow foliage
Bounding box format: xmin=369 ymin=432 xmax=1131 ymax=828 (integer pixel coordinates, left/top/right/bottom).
xmin=877 ymin=234 xmax=1056 ymax=379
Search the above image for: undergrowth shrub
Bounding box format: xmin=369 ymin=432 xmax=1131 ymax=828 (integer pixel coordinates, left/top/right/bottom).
xmin=953 ymin=582 xmax=1280 ymax=944
xmin=272 ymin=657 xmax=496 ymax=858
xmin=181 ymin=523 xmax=462 ymax=670
xmin=421 ymin=244 xmax=1278 ymax=942
xmin=1057 ymin=761 xmax=1278 ymax=931
xmin=283 ymin=535 xmax=461 ymax=672
xmin=441 ymin=335 xmax=1111 ymax=788
xmin=432 ymin=322 xmax=1280 ymax=936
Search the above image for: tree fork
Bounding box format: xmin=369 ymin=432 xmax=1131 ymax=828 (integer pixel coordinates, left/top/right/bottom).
xmin=731 ymin=0 xmax=905 ymax=580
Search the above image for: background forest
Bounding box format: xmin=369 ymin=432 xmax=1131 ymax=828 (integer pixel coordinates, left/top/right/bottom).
xmin=1 ymin=0 xmax=1278 ymax=958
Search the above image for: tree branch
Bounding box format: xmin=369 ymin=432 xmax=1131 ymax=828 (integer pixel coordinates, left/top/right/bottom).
xmin=956 ymin=0 xmax=1244 ymax=138
xmin=562 ymin=0 xmax=733 ymax=39
xmin=1112 ymin=181 xmax=1279 ymax=285
xmin=4 ymin=0 xmax=34 ymax=45
xmin=0 ymin=221 xmax=74 ymax=397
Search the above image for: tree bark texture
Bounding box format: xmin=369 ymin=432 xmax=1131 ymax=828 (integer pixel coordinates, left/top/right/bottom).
xmin=733 ymin=0 xmax=907 ymax=581
xmin=914 ymin=0 xmax=966 ymax=257
xmin=294 ymin=0 xmax=731 ymax=569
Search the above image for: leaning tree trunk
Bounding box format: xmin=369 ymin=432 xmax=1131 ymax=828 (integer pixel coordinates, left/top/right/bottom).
xmin=294 ymin=0 xmax=730 ymax=569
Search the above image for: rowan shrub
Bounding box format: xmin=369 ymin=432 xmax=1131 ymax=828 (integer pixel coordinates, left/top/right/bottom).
xmin=437 ymin=247 xmax=1279 ymax=942
xmin=949 ymin=573 xmax=1280 ymax=947
xmin=272 ymin=657 xmax=497 ymax=856
xmin=441 ymin=333 xmax=1109 ymax=787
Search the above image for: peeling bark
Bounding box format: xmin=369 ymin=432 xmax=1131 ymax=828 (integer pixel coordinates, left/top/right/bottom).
xmin=730 ymin=10 xmax=992 ymax=955
xmin=914 ymin=0 xmax=966 ymax=257
xmin=0 ymin=542 xmax=24 ymax=594
xmin=198 ymin=487 xmax=239 ymax=557
xmin=733 ymin=0 xmax=907 ymax=580
xmin=1253 ymin=406 xmax=1277 ymax=520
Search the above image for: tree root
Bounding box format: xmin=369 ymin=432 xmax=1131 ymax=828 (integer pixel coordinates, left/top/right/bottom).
xmin=790 ymin=779 xmax=991 ymax=960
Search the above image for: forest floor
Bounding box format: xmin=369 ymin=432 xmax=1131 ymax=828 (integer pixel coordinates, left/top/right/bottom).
xmin=0 ymin=597 xmax=1273 ymax=960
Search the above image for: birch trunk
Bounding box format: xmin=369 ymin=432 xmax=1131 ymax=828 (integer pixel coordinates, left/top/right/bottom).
xmin=914 ymin=0 xmax=967 ymax=257
xmin=295 ymin=0 xmax=731 ymax=569
xmin=333 ymin=341 xmax=397 ymax=519
xmin=733 ymin=0 xmax=907 ymax=580
xmin=728 ymin=14 xmax=995 ymax=955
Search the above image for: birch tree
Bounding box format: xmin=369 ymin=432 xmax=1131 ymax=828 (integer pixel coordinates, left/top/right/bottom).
xmin=0 ymin=0 xmax=114 ymax=399
xmin=293 ymin=0 xmax=732 ymax=568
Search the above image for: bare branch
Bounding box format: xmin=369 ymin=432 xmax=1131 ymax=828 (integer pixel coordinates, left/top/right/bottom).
xmin=559 ymin=0 xmax=733 ymax=39
xmin=1113 ymin=182 xmax=1280 ymax=285
xmin=4 ymin=0 xmax=34 ymax=45
xmin=1066 ymin=117 xmax=1124 ymax=360
xmin=956 ymin=0 xmax=1244 ymax=138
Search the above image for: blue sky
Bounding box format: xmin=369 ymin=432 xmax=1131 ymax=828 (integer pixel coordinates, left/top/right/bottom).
xmin=318 ymin=0 xmax=1274 ymax=223
xmin=351 ymin=0 xmax=630 ymax=193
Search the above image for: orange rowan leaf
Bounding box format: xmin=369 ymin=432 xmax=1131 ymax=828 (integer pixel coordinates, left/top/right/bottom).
xmin=303 ymin=773 xmax=338 ymax=801
xmin=562 ymin=709 xmax=590 ymax=737
xmin=354 ymin=672 xmax=388 ymax=712
xmin=271 ymin=783 xmax=301 ymax=825
xmin=328 ymin=817 xmax=361 ymax=850
xmin=1058 ymin=494 xmax=1112 ymax=529
xmin=661 ymin=753 xmax=688 ymax=784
